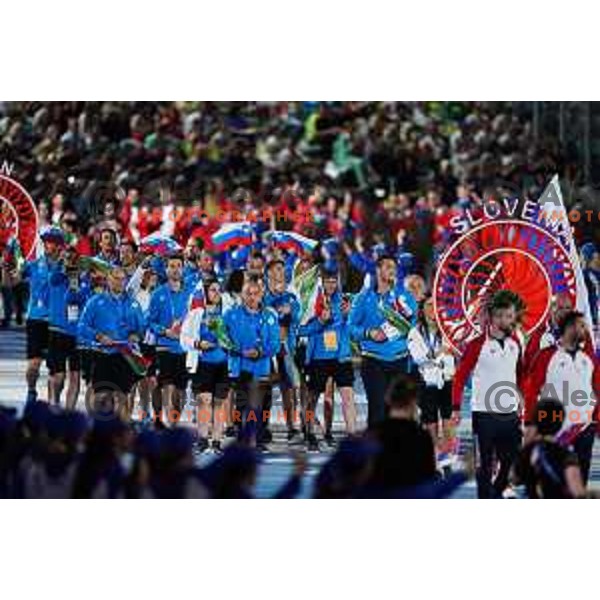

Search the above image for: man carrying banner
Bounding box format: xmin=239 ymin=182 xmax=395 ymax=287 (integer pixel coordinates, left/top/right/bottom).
xmin=452 ymin=290 xmax=524 ymax=499
xmin=523 ymin=310 xmax=599 ymax=485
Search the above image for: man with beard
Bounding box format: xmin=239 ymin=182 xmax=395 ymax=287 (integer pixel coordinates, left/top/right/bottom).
xmin=523 ymin=293 xmax=581 ymax=370
xmin=523 ymin=310 xmax=599 ymax=486
xmin=452 ymin=290 xmax=524 ymax=499
xmin=182 ymin=237 xmax=202 ymax=288
xmin=349 ymin=255 xmax=414 ymax=428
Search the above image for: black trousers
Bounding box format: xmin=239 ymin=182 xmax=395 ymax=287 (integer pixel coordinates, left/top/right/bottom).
xmin=233 ymin=372 xmax=271 ymax=443
xmin=1 ymin=281 xmax=27 ymax=325
xmin=361 ymin=356 xmax=409 ymax=428
xmin=573 ymin=425 xmax=596 ymax=485
xmin=472 ymin=411 xmax=521 ymax=499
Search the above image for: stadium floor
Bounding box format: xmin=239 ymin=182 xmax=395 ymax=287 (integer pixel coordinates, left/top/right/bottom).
xmin=1 ymin=326 xmax=599 ymax=498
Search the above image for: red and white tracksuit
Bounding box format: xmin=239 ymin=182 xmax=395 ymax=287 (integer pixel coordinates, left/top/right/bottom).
xmin=523 ymin=344 xmax=600 ymax=440
xmin=452 ymin=333 xmax=523 ymax=413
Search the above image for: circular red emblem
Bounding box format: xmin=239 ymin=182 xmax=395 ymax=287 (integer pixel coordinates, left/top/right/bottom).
xmin=0 ymin=174 xmax=39 ymax=259
xmin=433 ymin=219 xmax=577 ymax=355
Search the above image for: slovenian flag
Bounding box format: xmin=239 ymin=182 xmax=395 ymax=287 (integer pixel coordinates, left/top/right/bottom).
xmin=269 ymin=231 xmax=318 ymax=256
xmin=211 ymin=223 xmax=253 ymax=252
xmin=139 ymin=232 xmax=182 ymax=257
xmin=188 ymin=280 xmax=206 ymax=311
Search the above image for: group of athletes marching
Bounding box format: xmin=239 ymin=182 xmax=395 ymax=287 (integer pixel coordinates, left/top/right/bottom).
xmin=11 ymin=222 xmax=600 ymax=497
xmin=18 ymin=225 xmax=430 ymax=455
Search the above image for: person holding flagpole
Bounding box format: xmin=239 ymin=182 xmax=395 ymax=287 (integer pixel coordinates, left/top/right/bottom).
xmin=523 ymin=310 xmax=599 ymax=485
xmin=452 ymin=290 xmax=524 ymax=499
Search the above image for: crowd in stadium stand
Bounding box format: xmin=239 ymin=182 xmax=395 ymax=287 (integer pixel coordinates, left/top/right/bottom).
xmin=0 ymin=101 xmax=569 ymax=250
xmin=0 ymin=102 xmax=576 ymax=310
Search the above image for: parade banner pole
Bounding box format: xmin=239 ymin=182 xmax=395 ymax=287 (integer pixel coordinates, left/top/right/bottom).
xmin=538 ymin=174 xmax=595 ymax=345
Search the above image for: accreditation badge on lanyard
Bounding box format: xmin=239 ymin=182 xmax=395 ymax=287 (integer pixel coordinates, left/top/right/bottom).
xmin=67 ymin=303 xmax=79 ymax=323
xmin=423 ymin=325 xmax=440 ymax=360
xmin=323 ymin=329 xmax=338 ymax=351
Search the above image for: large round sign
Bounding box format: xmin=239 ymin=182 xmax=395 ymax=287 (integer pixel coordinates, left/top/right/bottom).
xmin=433 ymin=219 xmax=577 ymax=355
xmin=0 ymin=174 xmax=39 ymax=259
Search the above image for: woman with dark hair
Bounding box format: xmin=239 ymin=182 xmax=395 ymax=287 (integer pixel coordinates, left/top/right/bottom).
xmin=188 ymin=278 xmax=230 ymax=453
xmin=407 ymin=295 xmax=455 ymax=464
